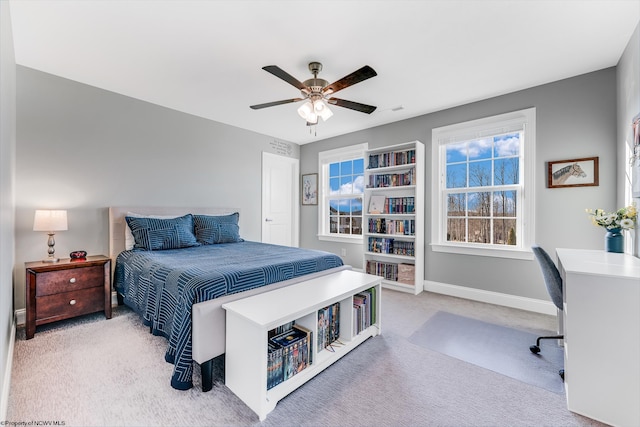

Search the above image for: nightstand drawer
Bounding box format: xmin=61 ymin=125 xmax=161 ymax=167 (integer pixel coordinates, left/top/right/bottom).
xmin=35 ymin=265 xmax=104 ymax=296
xmin=36 ymin=287 xmax=105 ymax=322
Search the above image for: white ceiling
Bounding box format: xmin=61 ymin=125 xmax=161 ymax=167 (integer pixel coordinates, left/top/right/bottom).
xmin=9 ymin=0 xmax=640 ymax=145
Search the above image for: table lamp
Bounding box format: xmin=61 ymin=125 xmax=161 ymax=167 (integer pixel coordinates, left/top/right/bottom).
xmin=33 ymin=209 xmax=68 ymax=262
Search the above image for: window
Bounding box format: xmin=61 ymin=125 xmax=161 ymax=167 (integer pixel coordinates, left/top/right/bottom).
xmin=431 ymin=108 xmax=535 ymax=259
xmin=318 ymin=143 xmax=367 ymax=242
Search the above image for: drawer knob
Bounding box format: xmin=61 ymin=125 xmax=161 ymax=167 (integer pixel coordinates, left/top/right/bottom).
xmin=69 ymin=299 xmax=77 ymax=305
xmin=69 ymin=278 xmax=76 ymax=283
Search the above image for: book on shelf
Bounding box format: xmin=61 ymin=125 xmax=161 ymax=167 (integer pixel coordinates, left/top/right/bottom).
xmin=317 ymin=302 xmax=340 ymax=351
xmin=352 ymin=287 xmax=377 ymax=335
xmin=367 ymin=149 xmax=416 ymax=169
xmin=267 ymin=327 xmax=310 ymax=389
xmin=293 ymin=324 xmax=313 ymax=365
xmin=367 ymin=168 xmax=415 ymax=188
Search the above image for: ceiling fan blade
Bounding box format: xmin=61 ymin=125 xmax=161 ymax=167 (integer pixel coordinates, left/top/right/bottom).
xmin=327 ymin=98 xmax=377 ymax=114
xmin=262 ymin=65 xmax=308 ymax=91
xmin=323 ymin=65 xmax=377 ymax=95
xmin=250 ymin=98 xmax=304 ymax=110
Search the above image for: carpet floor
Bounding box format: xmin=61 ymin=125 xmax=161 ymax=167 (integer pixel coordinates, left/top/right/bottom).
xmin=6 ymin=290 xmax=607 ymax=427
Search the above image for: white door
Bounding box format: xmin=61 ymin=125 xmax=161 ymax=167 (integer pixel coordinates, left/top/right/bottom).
xmin=262 ymin=152 xmax=299 ymax=247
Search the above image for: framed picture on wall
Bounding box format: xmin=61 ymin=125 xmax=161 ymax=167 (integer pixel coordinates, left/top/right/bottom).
xmin=301 ymin=173 xmax=318 ymax=205
xmin=547 ymin=157 xmax=599 ymax=189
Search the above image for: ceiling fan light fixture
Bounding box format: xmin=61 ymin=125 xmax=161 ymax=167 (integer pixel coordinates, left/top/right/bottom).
xmin=316 ymin=101 xmax=333 ymax=121
xmin=297 ymin=101 xmax=313 ymax=120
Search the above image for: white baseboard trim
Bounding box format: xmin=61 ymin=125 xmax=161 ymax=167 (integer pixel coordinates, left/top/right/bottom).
xmin=423 ymin=280 xmax=557 ymax=315
xmin=13 ymin=292 xmax=120 ymax=327
xmin=1 ymin=315 xmax=16 ymax=420
xmin=14 ymin=309 xmax=24 ymax=327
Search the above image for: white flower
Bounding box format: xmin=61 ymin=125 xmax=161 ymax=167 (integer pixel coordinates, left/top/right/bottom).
xmin=620 ymin=218 xmax=635 ymax=229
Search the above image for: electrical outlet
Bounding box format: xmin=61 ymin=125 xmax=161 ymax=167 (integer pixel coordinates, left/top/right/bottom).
xmin=340 ymin=248 xmax=347 ymax=257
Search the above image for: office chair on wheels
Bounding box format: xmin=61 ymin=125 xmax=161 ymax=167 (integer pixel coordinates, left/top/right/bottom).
xmin=530 ymin=244 xmax=565 ymax=381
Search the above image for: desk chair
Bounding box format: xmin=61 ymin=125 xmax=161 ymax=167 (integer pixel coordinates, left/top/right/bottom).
xmin=530 ymin=244 xmax=565 ymax=380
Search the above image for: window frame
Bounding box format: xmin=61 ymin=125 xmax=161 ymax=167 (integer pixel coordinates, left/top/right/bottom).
xmin=317 ymin=143 xmax=368 ymax=243
xmin=431 ymin=108 xmax=536 ymax=260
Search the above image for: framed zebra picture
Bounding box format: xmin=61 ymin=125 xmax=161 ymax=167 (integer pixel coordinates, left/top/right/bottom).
xmin=547 ymin=157 xmax=599 ymax=188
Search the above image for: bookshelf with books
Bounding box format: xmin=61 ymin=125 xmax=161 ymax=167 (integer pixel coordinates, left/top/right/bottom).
xmin=223 ymin=270 xmax=382 ymax=421
xmin=363 ymin=140 xmax=424 ymax=295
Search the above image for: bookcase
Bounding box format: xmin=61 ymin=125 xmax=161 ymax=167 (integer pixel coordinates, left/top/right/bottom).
xmin=363 ymin=140 xmax=424 ymax=295
xmin=222 ymin=270 xmax=382 ymax=421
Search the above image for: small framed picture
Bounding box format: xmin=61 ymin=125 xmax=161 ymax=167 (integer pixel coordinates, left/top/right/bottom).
xmin=547 ymin=157 xmax=599 ymax=188
xmin=301 ymin=173 xmax=318 ymax=205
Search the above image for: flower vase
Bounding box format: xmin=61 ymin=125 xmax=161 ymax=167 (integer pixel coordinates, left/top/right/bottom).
xmin=604 ymin=228 xmax=624 ymax=253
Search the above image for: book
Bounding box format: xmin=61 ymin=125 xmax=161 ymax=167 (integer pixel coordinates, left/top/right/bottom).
xmin=293 ymin=324 xmax=313 ymax=365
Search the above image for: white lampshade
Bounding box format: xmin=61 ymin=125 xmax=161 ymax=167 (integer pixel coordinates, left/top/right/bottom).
xmin=314 ymin=100 xmax=333 ymax=121
xmin=297 ymin=101 xmax=313 ymax=120
xmin=33 ymin=210 xmax=68 ymax=232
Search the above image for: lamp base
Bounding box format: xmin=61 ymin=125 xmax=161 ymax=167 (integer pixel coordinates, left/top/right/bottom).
xmin=42 ymin=257 xmax=60 ymax=263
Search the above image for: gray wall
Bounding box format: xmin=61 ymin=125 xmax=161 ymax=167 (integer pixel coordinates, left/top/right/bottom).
xmin=13 ymin=67 xmax=298 ymax=311
xmin=617 ymin=22 xmax=640 ymax=257
xmin=1 ymin=0 xmax=17 ymax=414
xmin=301 ymin=68 xmax=618 ymax=301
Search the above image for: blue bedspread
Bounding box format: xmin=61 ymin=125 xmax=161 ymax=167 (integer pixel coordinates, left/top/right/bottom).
xmin=113 ymin=241 xmax=343 ymax=390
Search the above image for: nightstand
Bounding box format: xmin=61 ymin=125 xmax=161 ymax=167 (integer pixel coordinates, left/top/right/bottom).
xmin=25 ymin=255 xmax=112 ymax=339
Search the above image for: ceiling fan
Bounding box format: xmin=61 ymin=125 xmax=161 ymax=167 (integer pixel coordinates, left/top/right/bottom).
xmin=250 ymin=62 xmax=377 ymax=126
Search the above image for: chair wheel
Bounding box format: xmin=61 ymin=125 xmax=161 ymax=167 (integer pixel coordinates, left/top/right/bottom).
xmin=529 ymin=345 xmax=540 ymax=354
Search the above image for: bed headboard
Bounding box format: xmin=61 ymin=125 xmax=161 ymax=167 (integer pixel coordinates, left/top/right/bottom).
xmin=108 ymin=206 xmax=240 ymax=260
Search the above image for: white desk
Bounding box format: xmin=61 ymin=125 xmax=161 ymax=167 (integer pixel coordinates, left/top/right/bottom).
xmin=556 ymin=249 xmax=640 ymax=427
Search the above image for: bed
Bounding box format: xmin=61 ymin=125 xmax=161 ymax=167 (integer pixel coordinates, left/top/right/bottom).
xmin=108 ymin=207 xmax=348 ymax=391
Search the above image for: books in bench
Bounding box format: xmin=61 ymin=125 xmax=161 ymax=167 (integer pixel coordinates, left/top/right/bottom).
xmin=267 ymin=326 xmax=310 ymax=390
xmin=317 ymin=302 xmax=340 ymax=351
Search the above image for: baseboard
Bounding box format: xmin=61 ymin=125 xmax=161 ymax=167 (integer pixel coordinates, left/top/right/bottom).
xmin=14 ymin=291 xmax=120 ymax=327
xmin=423 ymin=280 xmax=557 ymax=315
xmin=1 ymin=315 xmax=16 ymax=420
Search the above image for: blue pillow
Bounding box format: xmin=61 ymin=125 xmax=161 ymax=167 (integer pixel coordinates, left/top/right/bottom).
xmin=125 ymin=214 xmax=200 ymax=251
xmin=193 ymin=213 xmax=243 ymax=244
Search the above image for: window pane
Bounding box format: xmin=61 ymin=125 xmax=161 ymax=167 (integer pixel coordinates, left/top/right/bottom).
xmin=340 ymin=177 xmax=353 ymax=194
xmin=468 ymin=160 xmax=492 ymax=187
xmin=329 ymin=178 xmax=340 ymax=195
xmin=494 ymin=133 xmax=520 ymax=157
xmin=494 ymin=158 xmax=519 ymax=185
xmin=353 ymin=175 xmax=364 ymax=194
xmin=446 ymin=163 xmax=467 ymax=188
xmin=447 ymin=218 xmax=466 ymax=242
xmin=340 ymin=160 xmax=353 ymax=176
xmin=468 ymin=192 xmax=491 ymax=216
xmin=468 ymin=219 xmax=490 ymax=243
xmin=339 ymin=217 xmax=351 ymax=234
xmin=329 ymin=200 xmax=339 ymax=216
xmin=351 ymin=197 xmax=363 ymax=214
xmin=467 ymin=138 xmax=492 ymax=160
xmin=329 ymin=162 xmax=340 ymax=177
xmin=329 ymin=216 xmax=338 ymax=233
xmin=351 ymin=216 xmax=362 ymax=235
xmin=447 ymin=193 xmax=466 ymax=216
xmin=493 ymin=218 xmax=517 ymax=245
xmin=493 ymin=191 xmax=517 ymax=217
xmin=446 ymin=142 xmax=467 ymax=163
xmin=353 ymin=158 xmax=364 ymax=174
